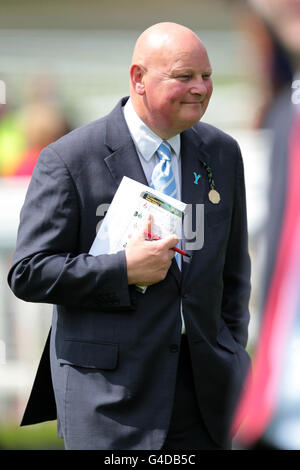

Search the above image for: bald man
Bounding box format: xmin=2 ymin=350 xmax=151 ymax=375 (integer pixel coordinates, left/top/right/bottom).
xmin=8 ymin=23 xmax=251 ymax=450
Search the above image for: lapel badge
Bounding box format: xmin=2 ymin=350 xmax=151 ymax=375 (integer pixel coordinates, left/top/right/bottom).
xmin=193 ymin=172 xmax=202 ymax=185
xmin=199 ymin=160 xmax=221 ymax=204
xmin=208 ymin=189 xmax=221 ymax=204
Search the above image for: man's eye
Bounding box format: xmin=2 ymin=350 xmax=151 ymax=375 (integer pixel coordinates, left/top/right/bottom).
xmin=177 ymin=75 xmax=192 ymax=81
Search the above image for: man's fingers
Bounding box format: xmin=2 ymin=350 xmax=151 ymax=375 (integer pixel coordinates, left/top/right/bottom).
xmin=157 ymin=235 xmax=178 ymax=262
xmin=158 ymin=234 xmax=179 ymax=250
xmin=132 ymin=215 xmax=179 ymax=251
xmin=134 ymin=214 xmax=152 ymax=241
xmin=144 ymin=213 xmax=153 ymax=237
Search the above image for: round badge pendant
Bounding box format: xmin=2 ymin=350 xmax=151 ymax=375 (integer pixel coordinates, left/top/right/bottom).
xmin=208 ymin=189 xmax=221 ymax=204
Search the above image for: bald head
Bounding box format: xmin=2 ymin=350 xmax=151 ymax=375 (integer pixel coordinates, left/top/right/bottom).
xmin=131 ymin=22 xmax=204 ymax=68
xmin=129 ymin=22 xmax=213 ymax=139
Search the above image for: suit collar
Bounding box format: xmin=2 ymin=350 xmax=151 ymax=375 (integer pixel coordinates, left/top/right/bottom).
xmin=104 ymin=96 xmax=132 ymax=151
xmin=104 ymin=97 xmax=148 ymax=187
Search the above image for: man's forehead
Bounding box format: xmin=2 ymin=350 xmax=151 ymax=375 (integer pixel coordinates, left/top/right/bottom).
xmin=137 ymin=27 xmax=212 ymax=73
xmin=167 ymin=50 xmax=212 ymax=71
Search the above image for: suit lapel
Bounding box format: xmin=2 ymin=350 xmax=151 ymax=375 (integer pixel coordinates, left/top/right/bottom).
xmin=180 ymin=126 xmax=212 ymax=285
xmin=104 ymin=98 xmax=148 ymax=186
xmin=181 ymin=127 xmax=207 ymax=206
xmin=104 ymin=140 xmax=148 ymax=187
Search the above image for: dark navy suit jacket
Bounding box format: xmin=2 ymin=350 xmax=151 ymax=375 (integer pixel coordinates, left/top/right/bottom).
xmin=8 ymin=97 xmax=251 ymax=449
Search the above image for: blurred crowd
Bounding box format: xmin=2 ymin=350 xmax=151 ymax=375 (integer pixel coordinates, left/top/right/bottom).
xmin=233 ymin=0 xmax=300 ymax=451
xmin=0 ymin=76 xmax=70 ymax=177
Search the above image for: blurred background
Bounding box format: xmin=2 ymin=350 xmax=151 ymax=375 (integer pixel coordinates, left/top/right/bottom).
xmin=0 ymin=0 xmax=298 ymax=450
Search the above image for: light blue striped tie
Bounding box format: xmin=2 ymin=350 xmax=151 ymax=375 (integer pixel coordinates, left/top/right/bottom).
xmin=150 ymin=141 xmax=177 ymax=198
xmin=151 ymin=140 xmax=180 ymax=267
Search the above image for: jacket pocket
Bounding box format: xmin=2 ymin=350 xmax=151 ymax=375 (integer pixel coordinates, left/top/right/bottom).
xmin=58 ymin=339 xmax=118 ymax=370
xmin=216 ymin=322 xmax=237 ymax=354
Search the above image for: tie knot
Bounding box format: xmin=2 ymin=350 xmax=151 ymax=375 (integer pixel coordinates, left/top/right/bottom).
xmin=157 ymin=141 xmax=171 ymax=161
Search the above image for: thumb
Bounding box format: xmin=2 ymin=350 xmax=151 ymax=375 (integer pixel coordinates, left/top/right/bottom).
xmin=159 ymin=233 xmax=179 ymax=249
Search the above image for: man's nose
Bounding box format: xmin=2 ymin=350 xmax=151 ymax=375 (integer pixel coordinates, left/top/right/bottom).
xmin=190 ymin=76 xmax=208 ymax=95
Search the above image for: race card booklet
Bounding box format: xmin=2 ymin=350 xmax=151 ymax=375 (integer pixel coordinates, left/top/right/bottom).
xmin=89 ymin=176 xmax=186 ymax=292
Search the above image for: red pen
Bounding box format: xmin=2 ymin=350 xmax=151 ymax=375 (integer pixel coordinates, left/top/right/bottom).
xmin=145 ymin=231 xmax=191 ymax=258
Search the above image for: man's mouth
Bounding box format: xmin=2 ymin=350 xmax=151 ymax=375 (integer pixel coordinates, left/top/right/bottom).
xmin=181 ymin=101 xmax=203 ymax=105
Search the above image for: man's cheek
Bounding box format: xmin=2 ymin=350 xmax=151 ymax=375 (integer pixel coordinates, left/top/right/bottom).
xmin=208 ymin=81 xmax=213 ymax=97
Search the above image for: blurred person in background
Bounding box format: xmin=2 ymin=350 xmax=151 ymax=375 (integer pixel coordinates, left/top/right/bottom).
xmin=0 ymin=75 xmax=70 ymax=177
xmin=13 ymin=102 xmax=70 ymax=177
xmin=0 ymin=98 xmax=26 ymax=176
xmin=232 ymin=0 xmax=300 ymax=450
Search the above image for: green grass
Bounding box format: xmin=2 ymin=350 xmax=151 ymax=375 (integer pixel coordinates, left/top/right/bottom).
xmin=0 ymin=421 xmax=65 ymax=450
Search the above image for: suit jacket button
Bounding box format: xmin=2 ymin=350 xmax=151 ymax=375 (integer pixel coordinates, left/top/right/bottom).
xmin=169 ymin=344 xmax=179 ymax=353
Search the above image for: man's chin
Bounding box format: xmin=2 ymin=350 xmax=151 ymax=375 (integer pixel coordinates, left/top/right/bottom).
xmin=183 ymin=112 xmax=205 ymax=127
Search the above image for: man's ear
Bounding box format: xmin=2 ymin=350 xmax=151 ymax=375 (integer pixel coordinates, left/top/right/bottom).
xmin=130 ymin=64 xmax=146 ymax=95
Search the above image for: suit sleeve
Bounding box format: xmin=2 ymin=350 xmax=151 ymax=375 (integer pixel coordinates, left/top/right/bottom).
xmin=222 ymin=142 xmax=251 ymax=348
xmin=7 ymin=146 xmax=132 ymax=310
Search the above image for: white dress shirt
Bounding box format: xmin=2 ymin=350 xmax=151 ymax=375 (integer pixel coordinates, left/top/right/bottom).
xmin=123 ymin=98 xmax=186 ymax=333
xmin=123 ymin=98 xmax=181 ymax=197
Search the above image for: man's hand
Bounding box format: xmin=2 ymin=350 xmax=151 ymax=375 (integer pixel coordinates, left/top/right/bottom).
xmin=125 ymin=215 xmax=179 ymax=286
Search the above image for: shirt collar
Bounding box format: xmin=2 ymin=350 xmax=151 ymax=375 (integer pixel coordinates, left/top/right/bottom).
xmin=123 ymin=98 xmax=180 ymax=162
